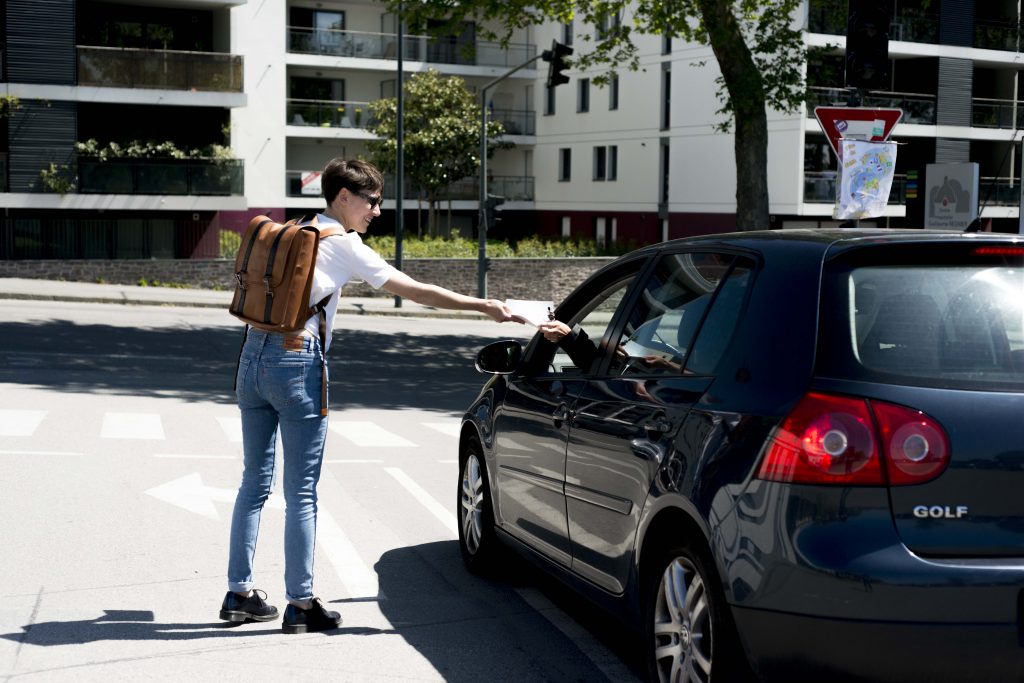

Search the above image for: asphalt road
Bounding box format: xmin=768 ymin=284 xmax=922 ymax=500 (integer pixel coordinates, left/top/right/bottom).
xmin=0 ymin=300 xmax=644 ymax=682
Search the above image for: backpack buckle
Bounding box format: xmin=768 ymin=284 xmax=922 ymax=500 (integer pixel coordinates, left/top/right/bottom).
xmin=235 ymin=272 xmax=247 ymax=290
xmin=264 ymin=275 xmax=273 ymax=297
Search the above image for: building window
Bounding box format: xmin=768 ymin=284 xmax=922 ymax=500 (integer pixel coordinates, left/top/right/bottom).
xmin=662 ymin=35 xmax=672 ymax=55
xmin=596 ymin=11 xmax=621 ymax=40
xmin=661 ymin=65 xmax=671 ymax=130
xmin=545 ymin=85 xmax=555 ymax=116
xmin=578 ymin=78 xmax=590 ymax=113
xmin=609 ymin=74 xmax=619 ymax=110
xmin=562 ymin=21 xmax=573 ymax=45
xmin=561 ymin=216 xmax=572 ymax=238
xmin=559 ymin=148 xmax=572 ymax=181
xmin=592 ymin=145 xmax=618 ymax=181
xmin=660 ymin=139 xmax=670 ymax=204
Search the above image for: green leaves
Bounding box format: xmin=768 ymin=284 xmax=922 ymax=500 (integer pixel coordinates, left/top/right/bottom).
xmin=366 ymin=69 xmax=506 ymax=235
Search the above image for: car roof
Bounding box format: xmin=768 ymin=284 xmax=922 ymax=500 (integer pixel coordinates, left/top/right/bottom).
xmin=640 ymin=228 xmax=1024 ymax=258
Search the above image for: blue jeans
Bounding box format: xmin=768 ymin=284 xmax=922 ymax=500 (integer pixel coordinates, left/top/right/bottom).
xmin=227 ymin=328 xmax=328 ymax=604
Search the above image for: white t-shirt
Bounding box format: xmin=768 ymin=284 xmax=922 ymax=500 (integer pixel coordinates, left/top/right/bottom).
xmin=303 ymin=213 xmax=398 ymax=347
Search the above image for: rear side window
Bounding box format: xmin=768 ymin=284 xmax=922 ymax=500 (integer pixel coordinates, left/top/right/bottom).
xmin=818 ymin=245 xmax=1024 ymax=390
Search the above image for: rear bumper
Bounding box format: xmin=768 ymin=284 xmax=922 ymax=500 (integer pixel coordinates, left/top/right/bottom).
xmin=735 ymin=605 xmax=1024 ymax=683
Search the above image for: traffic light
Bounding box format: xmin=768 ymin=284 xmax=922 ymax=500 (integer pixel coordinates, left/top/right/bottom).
xmin=484 ymin=194 xmax=505 ymax=227
xmin=544 ymin=40 xmax=573 ymax=89
xmin=846 ymin=0 xmax=891 ymax=90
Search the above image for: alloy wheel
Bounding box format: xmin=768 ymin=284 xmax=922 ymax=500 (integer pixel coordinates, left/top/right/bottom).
xmin=652 ymin=556 xmax=713 ymax=683
xmin=460 ymin=453 xmax=484 ymax=555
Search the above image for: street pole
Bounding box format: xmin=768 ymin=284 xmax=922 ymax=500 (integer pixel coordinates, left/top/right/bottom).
xmin=477 ymin=52 xmax=545 ymax=299
xmin=394 ymin=3 xmax=405 ymax=307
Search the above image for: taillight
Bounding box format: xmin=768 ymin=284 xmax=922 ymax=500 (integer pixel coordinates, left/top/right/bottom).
xmin=869 ymin=401 xmax=950 ymax=485
xmin=757 ymin=392 xmax=950 ymax=486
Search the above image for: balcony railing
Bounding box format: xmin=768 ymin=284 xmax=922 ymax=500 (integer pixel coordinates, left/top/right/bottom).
xmin=806 ymin=87 xmax=936 ymax=125
xmin=287 ymin=99 xmax=376 ymax=129
xmin=0 ymin=153 xmax=7 ymax=192
xmin=804 ymin=171 xmax=907 ymax=205
xmin=808 ymin=2 xmax=939 ymax=43
xmin=286 ymin=27 xmax=535 ymax=68
xmin=972 ymin=98 xmax=1024 ymax=129
xmin=490 ymin=108 xmax=535 ymax=136
xmin=287 ymin=171 xmax=534 ymax=202
xmin=975 ymin=19 xmax=1021 ymax=52
xmin=805 ymin=173 xmax=1022 ymax=208
xmin=77 ymin=45 xmax=243 ymax=92
xmin=77 ymin=158 xmax=244 ymax=195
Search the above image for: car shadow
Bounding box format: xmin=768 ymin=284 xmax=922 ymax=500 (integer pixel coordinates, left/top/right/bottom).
xmin=0 ymin=318 xmax=511 ymax=413
xmin=364 ymin=540 xmax=645 ymax=682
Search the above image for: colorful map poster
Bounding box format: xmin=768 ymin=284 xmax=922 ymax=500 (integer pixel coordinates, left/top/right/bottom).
xmin=833 ymin=140 xmax=897 ymax=220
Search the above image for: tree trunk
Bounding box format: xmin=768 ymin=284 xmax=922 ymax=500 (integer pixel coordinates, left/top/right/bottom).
xmin=698 ymin=0 xmax=771 ymax=230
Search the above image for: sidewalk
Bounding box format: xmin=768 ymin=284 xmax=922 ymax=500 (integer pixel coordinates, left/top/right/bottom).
xmin=0 ymin=278 xmax=490 ymax=319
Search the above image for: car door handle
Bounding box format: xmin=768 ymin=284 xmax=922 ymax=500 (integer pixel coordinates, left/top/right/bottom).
xmin=552 ymin=404 xmax=571 ymax=426
xmin=643 ymin=416 xmax=673 ymax=435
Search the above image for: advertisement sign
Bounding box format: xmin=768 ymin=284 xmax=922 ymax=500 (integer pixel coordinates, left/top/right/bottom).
xmin=833 ymin=139 xmax=897 ymax=220
xmin=300 ymin=171 xmax=322 ymax=196
xmin=924 ymin=163 xmax=979 ymax=230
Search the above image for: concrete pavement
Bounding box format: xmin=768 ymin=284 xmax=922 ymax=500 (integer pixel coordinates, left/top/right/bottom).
xmin=0 ymin=278 xmax=491 ymax=319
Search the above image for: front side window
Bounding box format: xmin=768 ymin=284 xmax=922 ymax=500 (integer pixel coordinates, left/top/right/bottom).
xmin=610 ymin=252 xmax=738 ymax=376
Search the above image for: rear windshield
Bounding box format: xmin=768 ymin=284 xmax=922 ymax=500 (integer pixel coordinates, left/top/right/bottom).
xmin=817 ymin=243 xmax=1024 ymax=391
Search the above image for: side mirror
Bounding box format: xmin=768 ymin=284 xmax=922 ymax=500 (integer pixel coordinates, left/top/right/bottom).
xmin=476 ymin=340 xmax=523 ymax=375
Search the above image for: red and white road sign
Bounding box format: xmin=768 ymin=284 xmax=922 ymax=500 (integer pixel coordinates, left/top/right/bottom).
xmin=814 ymin=106 xmax=902 ymax=159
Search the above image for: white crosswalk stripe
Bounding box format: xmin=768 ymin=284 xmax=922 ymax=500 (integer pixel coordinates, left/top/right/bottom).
xmin=329 ymin=420 xmax=417 ymax=447
xmin=215 ymin=416 xmax=243 ymax=443
xmin=0 ymin=409 xmax=47 ymax=437
xmin=100 ymin=412 xmax=165 ymax=440
xmin=422 ymin=421 xmax=461 ymax=438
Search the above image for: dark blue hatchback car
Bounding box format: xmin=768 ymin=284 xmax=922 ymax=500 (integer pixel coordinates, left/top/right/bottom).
xmin=456 ymin=229 xmax=1024 ymax=682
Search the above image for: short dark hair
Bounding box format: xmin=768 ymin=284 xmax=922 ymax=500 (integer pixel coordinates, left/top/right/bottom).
xmin=321 ymin=158 xmax=384 ymax=205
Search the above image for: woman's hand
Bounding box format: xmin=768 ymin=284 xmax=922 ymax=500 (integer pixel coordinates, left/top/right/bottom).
xmin=538 ymin=320 xmax=572 ymax=343
xmin=480 ymin=299 xmax=513 ymax=323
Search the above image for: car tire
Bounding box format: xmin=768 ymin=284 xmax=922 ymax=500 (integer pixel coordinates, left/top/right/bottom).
xmin=458 ymin=438 xmax=500 ymax=574
xmin=643 ymin=542 xmax=751 ymax=683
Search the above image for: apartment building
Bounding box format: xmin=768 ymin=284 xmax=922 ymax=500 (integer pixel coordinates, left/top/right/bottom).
xmin=0 ymin=0 xmax=246 ymax=259
xmin=3 ymin=1 xmax=1023 ymax=262
xmin=230 ymin=1 xmax=536 ymax=238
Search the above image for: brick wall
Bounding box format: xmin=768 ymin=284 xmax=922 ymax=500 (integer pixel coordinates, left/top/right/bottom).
xmin=0 ymin=257 xmax=613 ymax=304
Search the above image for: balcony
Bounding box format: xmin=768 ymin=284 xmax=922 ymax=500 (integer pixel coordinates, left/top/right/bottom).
xmin=77 ymin=45 xmax=243 ymax=92
xmin=287 ymin=99 xmax=375 ymax=129
xmin=806 ymin=87 xmax=936 ymax=125
xmin=972 ymin=98 xmax=1024 ymax=129
xmin=804 ymin=171 xmax=907 ymax=205
xmin=491 ymin=108 xmax=535 ymax=136
xmin=287 ymin=172 xmax=534 ymax=202
xmin=286 ymin=27 xmax=535 ymax=68
xmin=808 ymin=2 xmax=939 ymax=43
xmin=77 ymin=158 xmax=243 ymax=195
xmin=975 ymin=19 xmax=1020 ymax=52
xmin=805 ymin=172 xmax=1021 ymax=208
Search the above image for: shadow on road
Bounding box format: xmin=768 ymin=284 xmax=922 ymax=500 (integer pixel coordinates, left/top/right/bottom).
xmin=369 ymin=540 xmax=644 ymax=682
xmin=0 ymin=608 xmax=389 ymax=646
xmin=0 ymin=318 xmax=512 ymax=413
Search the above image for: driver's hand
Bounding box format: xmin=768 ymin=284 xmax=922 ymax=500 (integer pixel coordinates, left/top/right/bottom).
xmin=538 ymin=320 xmax=571 ymax=343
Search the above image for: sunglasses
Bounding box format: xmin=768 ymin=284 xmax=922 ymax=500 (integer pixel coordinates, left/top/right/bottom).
xmin=352 ymin=189 xmax=382 ymax=209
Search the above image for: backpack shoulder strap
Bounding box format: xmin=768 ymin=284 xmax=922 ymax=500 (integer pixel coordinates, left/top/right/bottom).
xmin=318 ymin=226 xmax=347 ymax=239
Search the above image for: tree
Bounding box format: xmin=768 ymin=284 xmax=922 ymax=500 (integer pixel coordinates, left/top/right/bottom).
xmin=391 ymin=0 xmax=815 ymax=231
xmin=367 ymin=69 xmax=506 ymax=237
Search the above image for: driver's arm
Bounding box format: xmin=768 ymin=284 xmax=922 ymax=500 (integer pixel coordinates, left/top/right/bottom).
xmin=538 ymin=320 xmax=599 ymax=372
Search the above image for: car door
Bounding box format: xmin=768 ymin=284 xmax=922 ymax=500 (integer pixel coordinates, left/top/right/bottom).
xmin=492 ymin=258 xmax=648 ymax=566
xmin=565 ymin=252 xmax=754 ymax=593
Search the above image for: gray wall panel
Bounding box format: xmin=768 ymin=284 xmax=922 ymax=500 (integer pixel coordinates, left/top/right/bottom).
xmin=937 ymin=58 xmax=972 ymax=127
xmin=7 ymin=0 xmax=76 ymax=84
xmin=8 ymin=100 xmax=77 ymax=191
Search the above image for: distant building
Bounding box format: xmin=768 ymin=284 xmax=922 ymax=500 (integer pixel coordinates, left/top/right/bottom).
xmin=2 ymin=0 xmax=1023 ymax=261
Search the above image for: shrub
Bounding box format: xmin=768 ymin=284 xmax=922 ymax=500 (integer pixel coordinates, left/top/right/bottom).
xmin=363 ymin=235 xmax=630 ymax=258
xmin=220 ymin=229 xmax=241 ymax=259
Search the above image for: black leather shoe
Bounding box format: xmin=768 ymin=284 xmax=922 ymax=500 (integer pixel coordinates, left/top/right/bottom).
xmin=282 ymin=597 xmax=343 ymax=634
xmin=219 ymin=589 xmax=279 ymax=623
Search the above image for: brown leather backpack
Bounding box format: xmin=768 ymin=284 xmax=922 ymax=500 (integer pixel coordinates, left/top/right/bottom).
xmin=229 ymin=213 xmax=345 ymax=415
xmin=229 ymin=213 xmax=344 ymax=332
